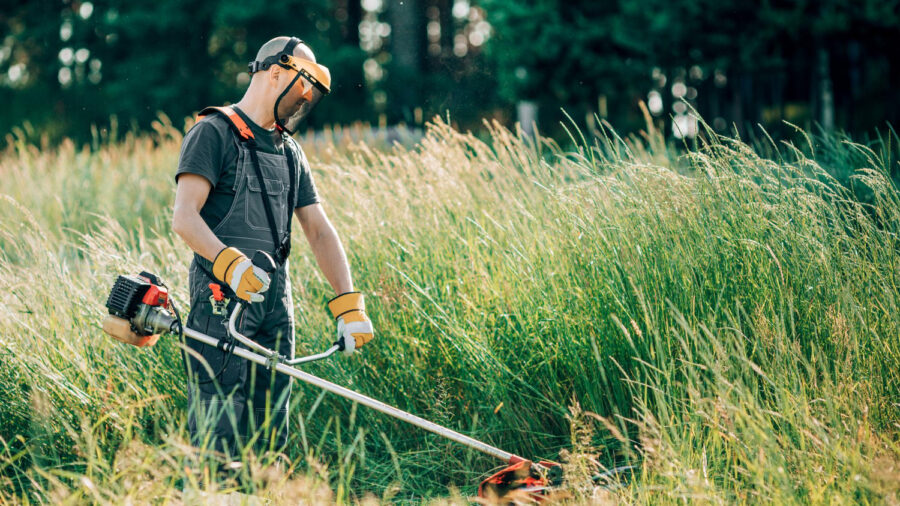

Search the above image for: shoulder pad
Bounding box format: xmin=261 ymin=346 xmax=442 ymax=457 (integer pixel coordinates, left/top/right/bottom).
xmin=198 ymin=106 xmax=254 ymax=141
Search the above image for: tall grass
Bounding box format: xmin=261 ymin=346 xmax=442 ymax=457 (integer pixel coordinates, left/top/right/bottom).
xmin=0 ymin=113 xmax=898 ymax=504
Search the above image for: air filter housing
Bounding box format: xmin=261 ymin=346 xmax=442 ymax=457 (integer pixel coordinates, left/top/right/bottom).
xmin=105 ymin=274 xmax=152 ymax=319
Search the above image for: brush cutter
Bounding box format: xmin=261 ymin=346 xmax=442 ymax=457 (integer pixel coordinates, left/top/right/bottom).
xmin=101 ymin=270 xmax=564 ymax=500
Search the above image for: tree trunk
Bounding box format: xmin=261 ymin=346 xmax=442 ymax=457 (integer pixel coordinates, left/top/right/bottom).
xmin=389 ymin=0 xmax=424 ymax=122
xmin=731 ymin=71 xmax=744 ymax=137
xmin=347 ymin=0 xmax=362 ymax=46
xmin=817 ymin=44 xmax=835 ymax=131
xmin=517 ymin=100 xmax=538 ymax=138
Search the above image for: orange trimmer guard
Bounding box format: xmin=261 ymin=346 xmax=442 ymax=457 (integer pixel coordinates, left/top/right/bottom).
xmin=478 ymin=459 xmax=562 ymax=501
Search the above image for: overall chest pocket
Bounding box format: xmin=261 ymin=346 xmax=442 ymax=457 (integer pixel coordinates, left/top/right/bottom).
xmin=245 ymin=175 xmax=287 ymax=233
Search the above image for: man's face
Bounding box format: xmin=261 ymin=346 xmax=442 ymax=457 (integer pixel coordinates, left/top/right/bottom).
xmin=274 ymin=70 xmax=310 ymax=119
xmin=269 ymin=50 xmax=330 ymax=134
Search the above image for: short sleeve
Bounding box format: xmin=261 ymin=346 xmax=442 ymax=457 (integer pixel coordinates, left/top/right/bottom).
xmin=175 ymin=119 xmax=228 ymax=187
xmin=291 ymin=140 xmax=320 ymax=208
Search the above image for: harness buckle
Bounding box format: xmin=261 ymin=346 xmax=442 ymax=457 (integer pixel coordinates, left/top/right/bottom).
xmin=274 ymin=236 xmax=291 ymax=265
xmin=210 ymin=295 xmax=231 ymax=316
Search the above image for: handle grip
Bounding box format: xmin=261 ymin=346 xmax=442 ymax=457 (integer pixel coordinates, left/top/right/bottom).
xmin=251 ymin=250 xmax=277 ymax=274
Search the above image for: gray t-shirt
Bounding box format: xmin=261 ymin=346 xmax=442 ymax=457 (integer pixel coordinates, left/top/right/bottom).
xmin=175 ymin=106 xmax=319 ymax=230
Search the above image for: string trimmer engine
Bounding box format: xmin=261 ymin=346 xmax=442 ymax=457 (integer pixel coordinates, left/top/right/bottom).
xmin=102 ymin=272 xmax=177 ymax=346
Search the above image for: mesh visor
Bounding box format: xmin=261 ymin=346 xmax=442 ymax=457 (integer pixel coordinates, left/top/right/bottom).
xmin=281 ymin=74 xmax=326 ymax=132
xmin=275 ymin=58 xmax=331 ymax=134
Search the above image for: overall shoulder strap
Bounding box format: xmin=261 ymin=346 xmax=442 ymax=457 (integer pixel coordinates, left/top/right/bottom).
xmin=278 ymin=134 xmax=298 ymax=261
xmin=282 ymin=135 xmax=298 ymax=217
xmin=198 ymin=106 xmax=254 ymax=142
xmin=197 ymin=105 xmax=293 ymax=266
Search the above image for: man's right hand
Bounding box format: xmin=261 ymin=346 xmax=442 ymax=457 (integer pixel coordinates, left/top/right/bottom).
xmin=212 ymin=246 xmax=271 ymax=303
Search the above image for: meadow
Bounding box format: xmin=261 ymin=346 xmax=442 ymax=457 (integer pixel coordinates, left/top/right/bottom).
xmin=0 ymin=112 xmax=898 ymax=504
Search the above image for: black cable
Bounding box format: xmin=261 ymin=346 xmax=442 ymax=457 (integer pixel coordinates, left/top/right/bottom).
xmin=166 ymin=283 xmax=235 ymax=386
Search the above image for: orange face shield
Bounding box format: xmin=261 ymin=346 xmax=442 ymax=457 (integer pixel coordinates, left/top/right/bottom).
xmin=276 ymin=54 xmax=331 ymax=133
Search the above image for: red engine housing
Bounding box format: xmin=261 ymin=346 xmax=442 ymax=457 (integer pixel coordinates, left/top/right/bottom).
xmin=140 ymin=281 xmax=168 ymax=307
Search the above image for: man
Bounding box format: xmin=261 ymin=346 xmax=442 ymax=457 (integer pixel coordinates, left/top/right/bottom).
xmin=172 ymin=36 xmax=374 ymax=458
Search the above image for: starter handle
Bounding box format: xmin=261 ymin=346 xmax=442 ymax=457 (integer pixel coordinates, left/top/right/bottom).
xmin=209 ymin=283 xmax=225 ymax=301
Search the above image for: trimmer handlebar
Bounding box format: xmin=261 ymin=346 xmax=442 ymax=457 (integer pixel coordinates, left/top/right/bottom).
xmin=227 ymin=301 xmax=340 ymax=365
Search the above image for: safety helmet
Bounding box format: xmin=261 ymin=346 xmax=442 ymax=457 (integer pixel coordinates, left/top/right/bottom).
xmin=247 ymin=37 xmax=331 ymax=134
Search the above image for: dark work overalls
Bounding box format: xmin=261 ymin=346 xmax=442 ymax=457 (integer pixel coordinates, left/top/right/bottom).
xmin=183 ymin=106 xmax=298 ymax=457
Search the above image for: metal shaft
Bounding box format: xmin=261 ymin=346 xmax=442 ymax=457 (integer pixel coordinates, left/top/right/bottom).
xmin=182 ymin=325 xmax=519 ymax=464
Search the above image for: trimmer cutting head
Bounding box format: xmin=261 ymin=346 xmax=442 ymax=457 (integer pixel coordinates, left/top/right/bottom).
xmin=478 ymin=459 xmax=563 ymax=501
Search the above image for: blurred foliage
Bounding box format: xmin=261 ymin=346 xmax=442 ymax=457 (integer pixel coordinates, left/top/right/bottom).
xmin=482 ymin=0 xmax=900 ymax=138
xmin=0 ymin=0 xmax=369 ymax=142
xmin=1 ymin=0 xmax=900 ymax=145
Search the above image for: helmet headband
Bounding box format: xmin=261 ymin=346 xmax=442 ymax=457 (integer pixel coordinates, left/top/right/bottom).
xmin=247 ymin=37 xmax=302 ymax=74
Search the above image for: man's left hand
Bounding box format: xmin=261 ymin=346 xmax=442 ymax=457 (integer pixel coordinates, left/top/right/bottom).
xmin=328 ymin=292 xmax=374 ymax=355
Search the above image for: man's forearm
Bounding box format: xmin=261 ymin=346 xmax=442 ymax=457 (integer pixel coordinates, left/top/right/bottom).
xmin=172 ymin=208 xmax=226 ymax=262
xmin=308 ymin=225 xmax=353 ymax=294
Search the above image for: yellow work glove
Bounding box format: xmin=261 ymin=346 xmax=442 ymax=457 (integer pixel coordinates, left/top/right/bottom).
xmin=328 ymin=292 xmax=374 ymax=355
xmin=212 ymin=247 xmax=271 ymax=303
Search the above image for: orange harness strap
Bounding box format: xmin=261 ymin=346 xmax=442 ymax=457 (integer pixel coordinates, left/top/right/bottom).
xmin=198 ymin=105 xmax=254 ymax=141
